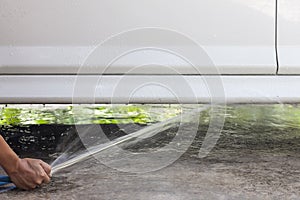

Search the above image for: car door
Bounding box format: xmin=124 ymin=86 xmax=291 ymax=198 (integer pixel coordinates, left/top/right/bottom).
xmin=0 ymin=0 xmax=277 ymax=75
xmin=277 ymin=0 xmax=300 ymax=74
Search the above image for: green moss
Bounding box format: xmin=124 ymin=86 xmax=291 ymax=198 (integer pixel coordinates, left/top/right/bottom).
xmin=0 ymin=104 xmax=182 ymax=126
xmin=2 ymin=104 xmax=300 ymax=139
xmin=0 ymin=108 xmax=21 ymax=125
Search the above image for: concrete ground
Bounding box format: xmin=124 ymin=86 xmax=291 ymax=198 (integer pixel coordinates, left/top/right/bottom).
xmin=1 ymin=148 xmax=300 ymax=199
xmin=1 ymin=105 xmax=300 ymax=199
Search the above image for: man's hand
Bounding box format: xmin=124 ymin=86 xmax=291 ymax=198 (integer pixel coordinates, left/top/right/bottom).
xmin=0 ymin=136 xmax=51 ymax=190
xmin=7 ymin=158 xmax=51 ymax=190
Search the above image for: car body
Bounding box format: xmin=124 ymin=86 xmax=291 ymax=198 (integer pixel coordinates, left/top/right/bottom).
xmin=0 ymin=0 xmax=299 ymax=104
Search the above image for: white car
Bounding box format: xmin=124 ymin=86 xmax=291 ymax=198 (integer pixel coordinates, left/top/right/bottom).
xmin=0 ymin=0 xmax=299 ymax=104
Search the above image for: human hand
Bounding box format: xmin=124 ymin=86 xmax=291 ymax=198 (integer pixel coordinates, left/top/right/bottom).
xmin=7 ymin=158 xmax=51 ymax=190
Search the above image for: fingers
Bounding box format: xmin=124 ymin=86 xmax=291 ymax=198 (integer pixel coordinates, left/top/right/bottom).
xmin=35 ymin=161 xmax=51 ymax=184
xmin=27 ymin=183 xmax=37 ymax=190
xmin=43 ymin=173 xmax=51 ymax=184
xmin=39 ymin=160 xmax=52 ymax=176
xmin=35 ymin=171 xmax=50 ymax=185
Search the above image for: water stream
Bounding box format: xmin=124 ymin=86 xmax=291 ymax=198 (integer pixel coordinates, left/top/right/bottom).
xmin=50 ymin=106 xmax=209 ymax=175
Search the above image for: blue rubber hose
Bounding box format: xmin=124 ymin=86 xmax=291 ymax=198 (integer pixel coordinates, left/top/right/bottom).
xmin=0 ymin=175 xmax=16 ymax=193
xmin=0 ymin=175 xmax=11 ymax=182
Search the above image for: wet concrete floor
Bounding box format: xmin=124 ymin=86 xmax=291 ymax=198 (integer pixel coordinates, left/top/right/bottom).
xmin=1 ymin=105 xmax=300 ymax=199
